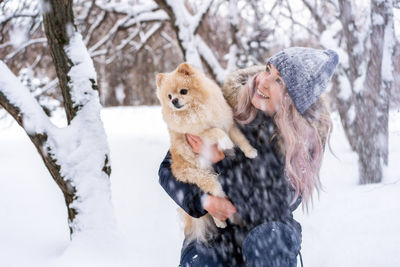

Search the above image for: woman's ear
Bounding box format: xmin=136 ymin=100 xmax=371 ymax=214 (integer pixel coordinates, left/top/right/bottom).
xmin=177 ymin=62 xmax=193 ymax=76
xmin=156 ymin=73 xmax=165 ymax=88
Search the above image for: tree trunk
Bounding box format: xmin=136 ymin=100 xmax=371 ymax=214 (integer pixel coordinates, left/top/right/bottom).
xmin=355 ymin=0 xmax=393 ymax=184
xmin=0 ymin=87 xmax=77 ymax=235
xmin=333 ymin=0 xmax=394 ymax=184
xmin=42 ymin=0 xmax=77 ymax=124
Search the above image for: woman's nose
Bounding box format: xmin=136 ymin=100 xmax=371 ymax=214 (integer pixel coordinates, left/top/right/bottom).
xmin=260 ymin=75 xmax=270 ymax=88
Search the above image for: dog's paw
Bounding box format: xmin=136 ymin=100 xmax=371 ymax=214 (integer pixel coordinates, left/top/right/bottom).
xmin=214 ymin=218 xmax=227 ymax=228
xmin=244 ymin=148 xmax=258 ymax=159
xmin=217 ymin=136 xmax=234 ymax=150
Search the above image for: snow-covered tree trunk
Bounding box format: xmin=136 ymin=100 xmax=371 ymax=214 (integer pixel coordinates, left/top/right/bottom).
xmin=304 ymin=0 xmax=396 ymax=184
xmin=42 ymin=0 xmax=79 ymax=123
xmin=338 ymin=0 xmax=395 ymax=184
xmin=0 ymin=0 xmax=116 ymax=237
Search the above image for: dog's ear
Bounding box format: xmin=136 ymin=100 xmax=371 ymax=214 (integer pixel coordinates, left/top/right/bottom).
xmin=177 ymin=63 xmax=193 ymax=76
xmin=156 ymin=73 xmax=165 ymax=88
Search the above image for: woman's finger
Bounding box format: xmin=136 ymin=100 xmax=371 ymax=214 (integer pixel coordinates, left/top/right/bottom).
xmin=186 ymin=134 xmax=194 ymax=145
xmin=223 ymin=200 xmax=237 ymax=213
xmin=186 ymin=134 xmax=198 ymax=147
xmin=190 ymin=134 xmax=203 ymax=145
xmin=186 ymin=134 xmax=202 ymax=154
xmin=187 ymin=134 xmax=198 ymax=146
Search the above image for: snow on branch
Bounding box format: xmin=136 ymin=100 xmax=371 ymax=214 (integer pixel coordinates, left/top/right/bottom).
xmin=0 ymin=11 xmax=39 ymax=25
xmin=83 ymin=10 xmax=107 ymax=45
xmin=195 ymin=35 xmax=227 ymax=84
xmin=155 ymin=0 xmax=236 ymax=77
xmin=88 ymin=15 xmax=132 ymax=55
xmin=192 ymin=0 xmax=213 ymax=34
xmin=4 ymin=38 xmax=47 ymax=62
xmin=60 ymin=30 xmax=116 ymax=234
xmin=129 ymin=22 xmax=163 ymax=54
xmin=65 ymin=32 xmax=99 ymax=111
xmin=95 ymin=1 xmax=159 ymax=15
xmin=0 ymin=60 xmax=53 ymax=134
xmin=123 ymin=10 xmax=169 ymax=27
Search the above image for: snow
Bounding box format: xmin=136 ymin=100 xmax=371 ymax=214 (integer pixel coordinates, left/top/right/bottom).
xmin=1 ymin=24 xmax=121 ymax=263
xmin=347 ymin=105 xmax=356 ymax=122
xmin=0 ymin=61 xmax=52 ymax=135
xmin=338 ymin=72 xmax=353 ymax=100
xmin=381 ymin=10 xmax=395 ymax=82
xmin=116 ymin=84 xmax=126 ymax=105
xmin=296 ymin=111 xmax=400 ymax=267
xmin=65 ymin=32 xmax=98 ymax=108
xmin=0 ymin=106 xmax=399 ymax=266
xmin=196 ymin=35 xmax=227 ymax=83
xmin=9 ymin=24 xmax=29 ymax=48
xmin=162 ymin=0 xmax=212 ymax=70
xmin=95 ymin=1 xmax=158 ymax=16
xmin=372 ymin=13 xmax=384 ymax=26
xmin=57 ymin=31 xmax=119 ymax=241
xmin=4 ymin=38 xmax=47 ymax=63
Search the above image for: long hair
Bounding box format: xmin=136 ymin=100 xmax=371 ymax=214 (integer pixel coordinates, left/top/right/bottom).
xmin=234 ymin=73 xmax=333 ymax=206
xmin=235 ymin=74 xmax=259 ymax=124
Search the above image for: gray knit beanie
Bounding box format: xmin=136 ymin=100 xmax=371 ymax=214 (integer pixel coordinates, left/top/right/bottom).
xmin=267 ymin=47 xmax=339 ymax=114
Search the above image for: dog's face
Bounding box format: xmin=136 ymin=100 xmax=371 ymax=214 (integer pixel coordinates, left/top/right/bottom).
xmin=156 ymin=63 xmax=209 ymax=112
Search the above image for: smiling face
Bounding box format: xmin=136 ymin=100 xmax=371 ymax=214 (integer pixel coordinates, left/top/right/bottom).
xmin=251 ymin=63 xmax=286 ymax=115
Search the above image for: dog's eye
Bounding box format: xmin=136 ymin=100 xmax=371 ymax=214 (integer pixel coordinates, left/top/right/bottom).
xmin=168 ymin=94 xmax=172 ymax=99
xmin=180 ymin=89 xmax=188 ymax=95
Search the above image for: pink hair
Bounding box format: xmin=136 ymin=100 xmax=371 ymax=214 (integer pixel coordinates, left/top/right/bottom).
xmin=234 ymin=74 xmax=259 ymax=124
xmin=234 ymin=73 xmax=332 ymax=206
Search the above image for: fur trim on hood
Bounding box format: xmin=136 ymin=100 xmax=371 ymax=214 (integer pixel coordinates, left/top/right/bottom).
xmin=222 ymin=65 xmax=265 ymax=109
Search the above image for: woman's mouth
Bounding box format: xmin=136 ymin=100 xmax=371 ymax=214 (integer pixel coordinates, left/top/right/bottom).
xmin=256 ymin=89 xmax=269 ymax=99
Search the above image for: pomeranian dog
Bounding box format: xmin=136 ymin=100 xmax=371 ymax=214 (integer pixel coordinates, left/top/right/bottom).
xmin=156 ymin=62 xmax=257 ymax=242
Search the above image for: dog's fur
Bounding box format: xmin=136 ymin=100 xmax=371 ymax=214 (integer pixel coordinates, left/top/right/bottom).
xmin=156 ymin=63 xmax=257 ymax=243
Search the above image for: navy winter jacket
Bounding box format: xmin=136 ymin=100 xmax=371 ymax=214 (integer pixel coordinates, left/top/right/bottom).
xmin=158 ymin=110 xmax=302 ymax=262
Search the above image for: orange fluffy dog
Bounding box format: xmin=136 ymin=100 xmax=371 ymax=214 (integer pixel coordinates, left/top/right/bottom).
xmin=156 ymin=63 xmax=257 ymax=242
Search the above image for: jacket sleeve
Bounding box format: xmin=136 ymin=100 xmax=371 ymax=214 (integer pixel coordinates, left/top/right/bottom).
xmin=158 ymin=151 xmax=208 ymax=218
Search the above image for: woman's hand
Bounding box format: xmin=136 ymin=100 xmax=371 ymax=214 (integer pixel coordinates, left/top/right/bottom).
xmin=186 ymin=134 xmax=225 ymax=164
xmin=202 ymin=195 xmax=237 ymax=222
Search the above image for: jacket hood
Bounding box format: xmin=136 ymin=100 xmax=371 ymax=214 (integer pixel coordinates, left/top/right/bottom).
xmin=222 ymin=65 xmax=265 ymax=109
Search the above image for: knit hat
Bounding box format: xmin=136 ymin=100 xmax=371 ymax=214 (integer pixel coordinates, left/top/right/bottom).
xmin=267 ymin=47 xmax=339 ymax=114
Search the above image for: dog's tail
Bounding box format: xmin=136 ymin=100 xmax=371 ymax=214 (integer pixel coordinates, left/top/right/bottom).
xmin=179 ymin=209 xmax=217 ymax=243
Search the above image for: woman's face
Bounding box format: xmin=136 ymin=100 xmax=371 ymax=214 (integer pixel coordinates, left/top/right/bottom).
xmin=251 ymin=63 xmax=286 ymax=115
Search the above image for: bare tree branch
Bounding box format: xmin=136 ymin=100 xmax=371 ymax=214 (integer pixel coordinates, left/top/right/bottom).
xmin=3 ymin=38 xmax=47 ymax=62
xmin=193 ymin=0 xmax=214 ymax=34
xmin=83 ymin=10 xmax=107 ymax=45
xmin=301 ymin=0 xmax=326 ymax=32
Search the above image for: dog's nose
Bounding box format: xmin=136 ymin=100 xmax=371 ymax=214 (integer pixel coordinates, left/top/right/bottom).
xmin=172 ymin=98 xmax=179 ymax=106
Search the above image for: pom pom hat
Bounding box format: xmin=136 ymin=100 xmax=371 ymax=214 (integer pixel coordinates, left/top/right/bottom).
xmin=267 ymin=47 xmax=339 ymax=114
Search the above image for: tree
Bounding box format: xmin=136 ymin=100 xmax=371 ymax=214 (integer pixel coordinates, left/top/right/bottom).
xmin=154 ymin=0 xmax=242 ymax=84
xmin=301 ymin=0 xmax=397 ymax=184
xmin=0 ymin=0 xmax=116 ymax=237
xmin=0 ymin=0 xmax=169 ymax=107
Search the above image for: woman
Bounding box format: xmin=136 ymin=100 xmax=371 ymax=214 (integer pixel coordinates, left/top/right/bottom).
xmin=158 ymin=47 xmax=338 ymax=266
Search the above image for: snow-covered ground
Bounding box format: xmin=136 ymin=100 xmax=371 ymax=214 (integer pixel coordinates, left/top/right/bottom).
xmin=0 ymin=106 xmax=399 ymax=267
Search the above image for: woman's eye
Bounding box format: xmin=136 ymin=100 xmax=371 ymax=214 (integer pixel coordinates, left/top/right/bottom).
xmin=180 ymin=89 xmax=188 ymax=95
xmin=276 ymin=78 xmax=282 ymax=85
xmin=266 ymin=66 xmax=270 ymax=74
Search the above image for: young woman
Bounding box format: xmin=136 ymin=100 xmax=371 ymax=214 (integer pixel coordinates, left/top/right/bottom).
xmin=158 ymin=47 xmax=338 ymax=266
